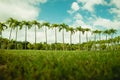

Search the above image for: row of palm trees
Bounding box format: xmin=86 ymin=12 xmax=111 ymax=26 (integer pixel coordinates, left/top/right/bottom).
xmin=0 ymin=18 xmax=118 ymax=50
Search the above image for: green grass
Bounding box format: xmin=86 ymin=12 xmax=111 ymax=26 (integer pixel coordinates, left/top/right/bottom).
xmin=0 ymin=50 xmax=120 ymax=80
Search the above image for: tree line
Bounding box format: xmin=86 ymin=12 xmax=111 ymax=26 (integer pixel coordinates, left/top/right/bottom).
xmin=0 ymin=18 xmax=120 ymax=50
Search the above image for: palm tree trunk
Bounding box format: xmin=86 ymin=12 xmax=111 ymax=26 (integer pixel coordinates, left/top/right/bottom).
xmin=55 ymin=27 xmax=57 ymax=50
xmin=99 ymin=34 xmax=101 ymax=41
xmin=86 ymin=33 xmax=88 ymax=50
xmin=15 ymin=26 xmax=18 ymax=49
xmin=79 ymin=31 xmax=81 ymax=50
xmin=70 ymin=32 xmax=72 ymax=45
xmin=45 ymin=26 xmax=47 ymax=50
xmin=99 ymin=34 xmax=101 ymax=51
xmin=111 ymin=34 xmax=113 ymax=50
xmin=86 ymin=33 xmax=88 ymax=42
xmin=45 ymin=26 xmax=47 ymax=44
xmin=55 ymin=27 xmax=57 ymax=43
xmin=106 ymin=35 xmax=108 ymax=49
xmin=9 ymin=28 xmax=12 ymax=40
xmin=79 ymin=31 xmax=81 ymax=44
xmin=0 ymin=31 xmax=1 ymax=37
xmin=25 ymin=26 xmax=27 ymax=50
xmin=35 ymin=25 xmax=37 ymax=45
xmin=62 ymin=29 xmax=64 ymax=50
xmin=0 ymin=31 xmax=2 ymax=49
xmin=94 ymin=34 xmax=96 ymax=50
xmin=94 ymin=34 xmax=96 ymax=42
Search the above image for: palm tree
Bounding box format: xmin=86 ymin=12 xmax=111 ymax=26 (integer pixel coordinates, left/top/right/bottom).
xmin=41 ymin=22 xmax=50 ymax=50
xmin=59 ymin=23 xmax=68 ymax=50
xmin=84 ymin=28 xmax=90 ymax=43
xmin=67 ymin=27 xmax=75 ymax=45
xmin=0 ymin=22 xmax=7 ymax=49
xmin=103 ymin=29 xmax=113 ymax=49
xmin=32 ymin=20 xmax=41 ymax=46
xmin=51 ymin=24 xmax=59 ymax=43
xmin=108 ymin=28 xmax=117 ymax=49
xmin=92 ymin=30 xmax=102 ymax=41
xmin=81 ymin=28 xmax=86 ymax=43
xmin=108 ymin=28 xmax=117 ymax=39
xmin=51 ymin=24 xmax=59 ymax=50
xmin=6 ymin=18 xmax=16 ymax=40
xmin=21 ymin=21 xmax=32 ymax=49
xmin=76 ymin=26 xmax=82 ymax=44
xmin=97 ymin=30 xmax=102 ymax=41
xmin=92 ymin=30 xmax=97 ymax=42
xmin=0 ymin=22 xmax=7 ymax=38
xmin=92 ymin=30 xmax=102 ymax=50
xmin=13 ymin=19 xmax=22 ymax=49
xmin=103 ymin=30 xmax=109 ymax=41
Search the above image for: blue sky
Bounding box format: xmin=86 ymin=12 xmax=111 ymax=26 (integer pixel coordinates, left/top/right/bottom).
xmin=37 ymin=0 xmax=120 ymax=30
xmin=0 ymin=0 xmax=120 ymax=43
xmin=38 ymin=0 xmax=72 ymax=23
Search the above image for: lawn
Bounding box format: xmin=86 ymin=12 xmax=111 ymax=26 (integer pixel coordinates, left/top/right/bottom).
xmin=0 ymin=50 xmax=120 ymax=80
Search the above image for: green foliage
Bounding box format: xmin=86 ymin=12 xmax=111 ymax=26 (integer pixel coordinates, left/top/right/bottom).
xmin=0 ymin=50 xmax=120 ymax=80
xmin=7 ymin=43 xmax=15 ymax=49
xmin=17 ymin=43 xmax=23 ymax=49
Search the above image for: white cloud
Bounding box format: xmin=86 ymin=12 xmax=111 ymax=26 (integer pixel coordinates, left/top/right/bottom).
xmin=74 ymin=13 xmax=83 ymax=20
xmin=84 ymin=0 xmax=106 ymax=12
xmin=94 ymin=17 xmax=120 ymax=29
xmin=109 ymin=0 xmax=120 ymax=19
xmin=77 ymin=0 xmax=106 ymax=12
xmin=110 ymin=8 xmax=120 ymax=15
xmin=71 ymin=2 xmax=80 ymax=11
xmin=77 ymin=0 xmax=88 ymax=3
xmin=0 ymin=0 xmax=47 ymax=21
xmin=67 ymin=2 xmax=80 ymax=14
xmin=1 ymin=0 xmax=49 ymax=43
xmin=110 ymin=0 xmax=120 ymax=9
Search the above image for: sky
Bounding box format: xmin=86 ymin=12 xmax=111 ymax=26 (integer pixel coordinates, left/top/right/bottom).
xmin=0 ymin=0 xmax=120 ymax=43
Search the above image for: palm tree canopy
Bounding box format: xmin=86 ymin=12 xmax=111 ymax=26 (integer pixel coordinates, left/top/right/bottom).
xmin=76 ymin=26 xmax=82 ymax=32
xmin=109 ymin=28 xmax=117 ymax=34
xmin=81 ymin=28 xmax=86 ymax=34
xmin=32 ymin=20 xmax=41 ymax=29
xmin=0 ymin=22 xmax=7 ymax=32
xmin=59 ymin=23 xmax=68 ymax=32
xmin=13 ymin=19 xmax=23 ymax=30
xmin=85 ymin=28 xmax=90 ymax=32
xmin=51 ymin=24 xmax=59 ymax=29
xmin=21 ymin=21 xmax=32 ymax=29
xmin=68 ymin=27 xmax=75 ymax=34
xmin=92 ymin=30 xmax=102 ymax=34
xmin=42 ymin=22 xmax=50 ymax=28
xmin=6 ymin=18 xmax=17 ymax=29
xmin=103 ymin=30 xmax=110 ymax=35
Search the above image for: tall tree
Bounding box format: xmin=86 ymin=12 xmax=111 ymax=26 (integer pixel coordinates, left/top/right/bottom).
xmin=51 ymin=24 xmax=59 ymax=43
xmin=92 ymin=30 xmax=102 ymax=50
xmin=21 ymin=21 xmax=32 ymax=49
xmin=0 ymin=22 xmax=7 ymax=38
xmin=13 ymin=19 xmax=22 ymax=49
xmin=67 ymin=27 xmax=75 ymax=45
xmin=6 ymin=18 xmax=16 ymax=40
xmin=81 ymin=28 xmax=86 ymax=42
xmin=32 ymin=20 xmax=41 ymax=47
xmin=0 ymin=22 xmax=7 ymax=49
xmin=103 ymin=30 xmax=109 ymax=41
xmin=59 ymin=23 xmax=68 ymax=50
xmin=108 ymin=28 xmax=117 ymax=49
xmin=76 ymin=26 xmax=82 ymax=44
xmin=92 ymin=30 xmax=102 ymax=41
xmin=41 ymin=22 xmax=50 ymax=50
xmin=108 ymin=28 xmax=117 ymax=39
xmin=84 ymin=28 xmax=90 ymax=43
